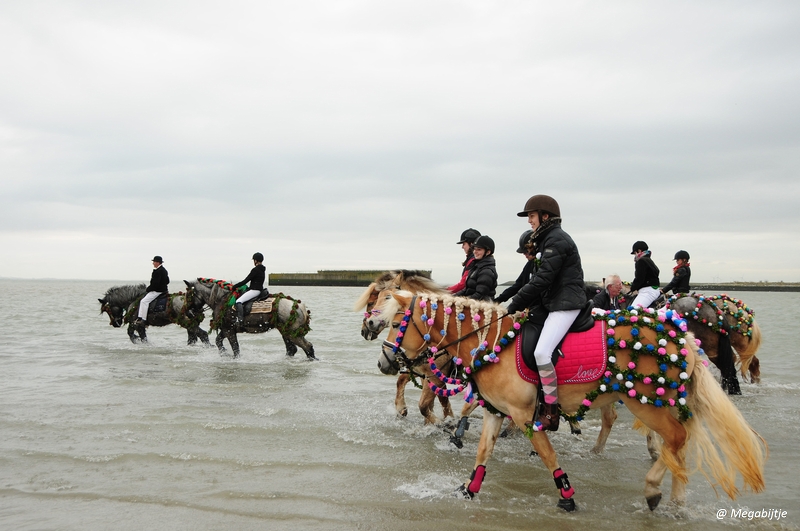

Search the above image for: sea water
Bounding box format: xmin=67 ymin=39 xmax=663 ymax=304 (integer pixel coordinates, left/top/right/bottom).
xmin=1 ymin=279 xmax=798 ymax=530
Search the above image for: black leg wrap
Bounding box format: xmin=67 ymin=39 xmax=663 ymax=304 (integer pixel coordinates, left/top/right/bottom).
xmin=557 ymin=497 xmax=576 ymax=512
xmin=454 ymin=416 xmax=470 ymax=438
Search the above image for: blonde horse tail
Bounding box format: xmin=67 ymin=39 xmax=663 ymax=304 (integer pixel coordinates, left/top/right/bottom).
xmin=686 ymin=361 xmax=767 ymax=499
xmin=737 ymin=321 xmax=762 ymax=383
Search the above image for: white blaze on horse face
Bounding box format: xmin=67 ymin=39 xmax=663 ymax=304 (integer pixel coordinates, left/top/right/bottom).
xmin=366 ymin=290 xmax=410 ymax=333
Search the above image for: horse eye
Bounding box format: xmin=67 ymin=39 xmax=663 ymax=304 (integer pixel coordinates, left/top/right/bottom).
xmin=392 ymin=322 xmax=400 ymax=329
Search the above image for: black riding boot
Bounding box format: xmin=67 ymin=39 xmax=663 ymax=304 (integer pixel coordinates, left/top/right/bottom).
xmin=235 ymin=303 xmax=244 ymax=330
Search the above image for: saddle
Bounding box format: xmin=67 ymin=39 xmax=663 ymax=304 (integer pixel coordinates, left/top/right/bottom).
xmin=242 ymin=291 xmax=273 ymax=316
xmin=516 ymin=301 xmax=607 ymax=385
xmin=148 ymin=292 xmax=169 ymax=314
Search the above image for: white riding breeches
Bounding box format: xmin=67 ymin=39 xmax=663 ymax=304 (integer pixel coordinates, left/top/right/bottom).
xmin=534 ymin=309 xmax=581 ymax=366
xmin=631 ymin=286 xmax=660 ymax=308
xmin=236 ymin=289 xmax=261 ymax=305
xmin=138 ymin=291 xmax=164 ymax=320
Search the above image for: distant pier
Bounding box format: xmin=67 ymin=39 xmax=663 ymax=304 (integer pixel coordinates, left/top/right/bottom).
xmin=269 ymin=270 xmax=432 ymax=287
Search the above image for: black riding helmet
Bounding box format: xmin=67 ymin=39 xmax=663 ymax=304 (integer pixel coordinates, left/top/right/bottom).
xmin=457 ymin=228 xmax=481 ymax=245
xmin=252 ymin=252 xmax=264 ymax=262
xmin=473 ymin=235 xmax=495 ymax=254
xmin=674 ymin=250 xmax=690 ymax=261
xmin=631 ymin=241 xmax=648 ymax=254
xmin=516 ymin=230 xmax=533 ymax=253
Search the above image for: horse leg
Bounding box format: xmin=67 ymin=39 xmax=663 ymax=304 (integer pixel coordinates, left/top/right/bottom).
xmin=591 ymin=403 xmax=618 ymax=454
xmin=624 ymin=400 xmax=688 ymax=509
xmin=438 ymin=394 xmax=454 ymax=420
xmin=395 ymin=373 xmax=410 ymax=417
xmin=195 ymin=327 xmax=211 ymax=346
xmin=215 ymin=331 xmax=227 ymax=354
xmin=223 ymin=328 xmax=240 ymax=358
xmin=186 ymin=329 xmax=198 ymax=346
xmin=418 ymin=382 xmax=439 ymax=425
xmin=458 ymin=412 xmax=504 ymax=499
xmin=529 ymin=430 xmax=575 ymax=511
xmin=451 ymin=401 xmax=479 ymax=447
xmin=127 ymin=323 xmax=139 ymax=343
xmin=137 ymin=323 xmax=148 ymax=343
xmin=289 ymin=335 xmax=316 ymax=359
xmin=282 ymin=334 xmax=298 ymax=356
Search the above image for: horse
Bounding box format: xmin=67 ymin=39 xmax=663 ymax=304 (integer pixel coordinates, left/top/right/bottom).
xmin=355 ymin=270 xmax=455 ymax=425
xmin=368 ymin=287 xmax=766 ymax=511
xmin=665 ymin=294 xmax=761 ymax=394
xmin=184 ymin=278 xmax=315 ymax=359
xmin=98 ymin=284 xmax=210 ymax=345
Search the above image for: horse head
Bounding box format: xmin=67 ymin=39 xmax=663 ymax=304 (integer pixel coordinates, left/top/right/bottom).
xmin=99 ymin=297 xmax=124 ymax=328
xmin=183 ymin=280 xmax=208 ymax=317
xmin=371 ymin=289 xmax=416 ymax=375
xmin=99 ymin=284 xmax=146 ymax=328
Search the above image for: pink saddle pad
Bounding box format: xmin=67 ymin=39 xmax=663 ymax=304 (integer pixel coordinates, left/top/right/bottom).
xmin=515 ymin=320 xmax=607 ymax=385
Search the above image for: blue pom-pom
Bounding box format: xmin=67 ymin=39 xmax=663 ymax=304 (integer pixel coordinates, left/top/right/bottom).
xmin=604 ymin=377 xmax=611 ymax=384
xmin=421 ymin=314 xmax=428 ymax=321
xmin=656 ymin=324 xmax=664 ymax=332
xmin=647 ymin=344 xmax=655 ymax=351
xmin=631 ymin=328 xmax=640 ymax=336
xmin=670 ymin=382 xmax=678 ymax=389
xmin=457 ymin=313 xmax=465 ymax=321
xmin=499 ymin=338 xmax=508 ymax=346
xmin=607 ymin=338 xmax=616 ymax=346
xmin=423 ymin=334 xmax=431 ymax=341
xmin=660 ymin=364 xmax=668 ymax=371
xmin=627 ymin=374 xmax=634 ymax=381
xmin=654 ymin=399 xmax=663 ymax=407
xmin=431 ymin=303 xmax=438 ymax=310
xmin=681 ymin=361 xmax=688 ymax=369
xmin=612 ymin=383 xmax=620 ymax=391
xmin=475 ymin=360 xmax=482 ymax=367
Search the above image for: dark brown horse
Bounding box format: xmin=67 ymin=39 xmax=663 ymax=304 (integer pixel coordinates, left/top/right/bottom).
xmin=98 ymin=284 xmax=210 ymax=345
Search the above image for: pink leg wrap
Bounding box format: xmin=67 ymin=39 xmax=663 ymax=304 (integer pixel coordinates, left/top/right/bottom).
xmin=468 ymin=465 xmax=487 ymax=494
xmin=553 ymin=468 xmax=574 ymax=499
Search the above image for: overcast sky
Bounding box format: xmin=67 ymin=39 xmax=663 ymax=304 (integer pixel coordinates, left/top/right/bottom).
xmin=2 ymin=1 xmax=799 ymax=286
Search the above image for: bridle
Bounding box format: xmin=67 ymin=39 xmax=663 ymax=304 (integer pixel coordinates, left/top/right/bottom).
xmin=381 ymin=294 xmax=506 ymax=382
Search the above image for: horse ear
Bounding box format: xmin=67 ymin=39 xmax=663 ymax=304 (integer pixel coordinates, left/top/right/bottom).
xmin=391 ymin=292 xmax=411 ymax=306
xmin=184 ymin=280 xmax=191 ymax=287
xmin=98 ymin=298 xmax=106 ymax=304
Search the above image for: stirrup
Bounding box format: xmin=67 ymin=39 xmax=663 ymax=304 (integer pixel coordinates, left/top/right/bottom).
xmin=528 ymin=402 xmax=560 ymax=432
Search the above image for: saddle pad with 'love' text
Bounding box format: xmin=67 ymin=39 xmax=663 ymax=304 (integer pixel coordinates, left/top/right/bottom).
xmin=515 ymin=320 xmax=607 ymax=385
xmin=250 ymin=299 xmax=274 ymax=314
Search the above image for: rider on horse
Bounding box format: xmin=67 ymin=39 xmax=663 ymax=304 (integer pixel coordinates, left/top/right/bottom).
xmin=455 ymin=235 xmax=498 ymax=301
xmin=447 ymin=228 xmax=481 ymax=293
xmin=233 ymin=252 xmax=268 ymax=328
xmin=135 ymin=255 xmax=169 ymax=325
xmin=660 ymin=250 xmax=691 ymax=296
xmin=506 ymin=195 xmax=587 ymax=432
xmin=630 ymin=241 xmax=661 ymax=308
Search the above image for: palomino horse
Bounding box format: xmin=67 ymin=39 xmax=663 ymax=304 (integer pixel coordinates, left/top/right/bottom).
xmin=355 ymin=271 xmax=455 ymax=425
xmin=99 ymin=284 xmax=210 ymax=345
xmin=185 ymin=278 xmax=315 ymax=359
xmin=368 ymin=288 xmax=765 ymax=510
xmin=666 ymin=294 xmax=761 ymax=394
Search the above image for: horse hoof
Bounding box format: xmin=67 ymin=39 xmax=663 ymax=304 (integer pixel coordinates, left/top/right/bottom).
xmin=557 ymin=497 xmax=576 ymax=512
xmin=529 ymin=450 xmax=538 ymax=457
xmin=456 ymin=484 xmax=474 ymax=500
xmin=646 ymin=493 xmax=662 ymax=511
xmin=449 ymin=436 xmax=463 ymax=449
xmin=570 ymin=428 xmax=582 ymax=435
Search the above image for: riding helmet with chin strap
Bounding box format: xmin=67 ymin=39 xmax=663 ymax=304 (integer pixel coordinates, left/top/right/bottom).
xmin=457 ymin=228 xmax=481 ymax=245
xmin=473 ymin=235 xmax=495 ymax=254
xmin=517 ymin=229 xmax=534 ymax=253
xmin=252 ymin=252 xmax=264 ymax=262
xmin=517 ymin=195 xmax=561 ymax=218
xmin=674 ymin=250 xmax=690 ymax=261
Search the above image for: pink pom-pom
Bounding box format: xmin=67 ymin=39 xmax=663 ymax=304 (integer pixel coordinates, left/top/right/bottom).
xmin=430 ymin=346 xmax=438 ymax=354
xmin=494 ymin=345 xmax=502 ymax=353
xmin=465 ymin=367 xmax=471 ymax=374
xmin=607 ymin=328 xmax=615 ymax=336
xmin=473 ymin=314 xmax=481 ymax=322
xmin=628 ymin=390 xmax=637 ymax=397
xmin=668 ymin=398 xmax=676 ymax=406
xmin=478 ymin=400 xmax=485 ymax=406
xmin=657 ymin=347 xmax=666 ymax=355
xmin=404 ymin=310 xmax=411 ymax=316
xmin=604 ymin=371 xmax=612 ymax=377
xmin=427 ymin=318 xmax=434 ymax=326
xmin=455 ymin=358 xmax=462 ymax=365
xmin=419 ymin=300 xmax=426 ymax=308
xmin=513 ymin=322 xmax=521 ymax=330
xmin=643 ymin=377 xmax=652 ymax=385
xmin=695 ymin=338 xmax=701 ymax=346
xmin=628 ymin=362 xmax=636 ymax=370
xmin=680 ymin=348 xmax=688 ymax=356
xmin=396 ymin=332 xmax=404 ymax=338
xmin=658 ymin=315 xmax=666 ymax=322
xmin=678 ymin=385 xmax=685 ymax=392
xmin=656 ymin=387 xmax=665 ymax=396
xmin=445 ymin=307 xmax=453 ymax=315
xmin=630 ymin=316 xmax=639 ymax=323
xmin=619 ymin=340 xmax=627 ymax=348
xmin=582 ymin=399 xmax=592 ymax=407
